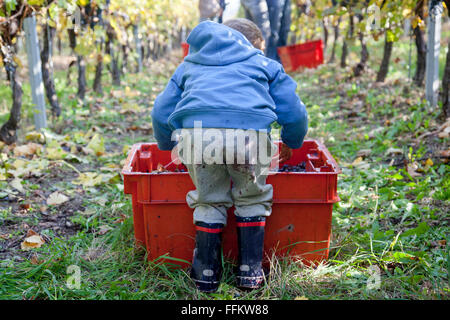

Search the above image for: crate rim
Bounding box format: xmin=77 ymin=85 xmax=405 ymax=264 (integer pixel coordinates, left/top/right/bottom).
xmin=122 ymin=139 xmax=342 ymax=176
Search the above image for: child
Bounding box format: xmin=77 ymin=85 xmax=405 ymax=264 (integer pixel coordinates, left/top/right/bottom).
xmin=151 ymin=18 xmax=308 ymax=292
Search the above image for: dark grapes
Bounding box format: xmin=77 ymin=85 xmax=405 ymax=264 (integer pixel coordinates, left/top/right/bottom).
xmin=278 ymin=161 xmax=306 ymax=172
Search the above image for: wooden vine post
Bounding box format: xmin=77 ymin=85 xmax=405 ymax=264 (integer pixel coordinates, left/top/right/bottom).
xmin=425 ymin=0 xmax=443 ymax=108
xmin=133 ymin=23 xmax=143 ymax=73
xmin=23 ymin=14 xmax=47 ymax=130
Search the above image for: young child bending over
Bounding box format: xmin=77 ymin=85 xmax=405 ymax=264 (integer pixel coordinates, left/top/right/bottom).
xmin=151 ymin=18 xmax=308 ymax=292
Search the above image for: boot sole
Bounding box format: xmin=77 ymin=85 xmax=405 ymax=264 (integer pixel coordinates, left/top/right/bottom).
xmin=192 ymin=278 xmax=220 ymax=293
xmin=236 ymin=276 xmax=264 ymax=289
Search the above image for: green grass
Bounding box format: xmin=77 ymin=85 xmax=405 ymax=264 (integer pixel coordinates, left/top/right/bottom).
xmin=0 ymin=31 xmax=449 ymax=300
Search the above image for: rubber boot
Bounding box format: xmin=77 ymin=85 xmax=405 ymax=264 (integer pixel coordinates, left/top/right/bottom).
xmin=190 ymin=222 xmax=224 ymax=293
xmin=236 ymin=216 xmax=266 ymax=289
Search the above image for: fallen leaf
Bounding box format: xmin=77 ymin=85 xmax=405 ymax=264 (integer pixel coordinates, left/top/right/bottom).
xmin=0 ymin=233 xmax=10 ymax=240
xmin=20 ymin=203 xmax=31 ymax=210
xmin=13 ymin=143 xmax=42 ymax=157
xmin=367 ymin=127 xmax=384 ymax=138
xmin=10 ymin=178 xmax=24 ymax=193
xmin=437 ymin=120 xmax=450 ymax=138
xmin=25 ymin=131 xmax=45 ymax=143
xmin=86 ymin=134 xmax=106 ymax=156
xmin=46 ymin=146 xmax=68 ymax=160
xmin=47 ymin=191 xmax=69 ymax=206
xmin=407 ymin=163 xmax=422 ymax=177
xmin=73 ymin=172 xmax=103 ymax=187
xmin=21 ymin=230 xmax=45 ymax=251
xmin=42 ymin=128 xmax=65 ymax=141
xmin=98 ymin=225 xmax=113 ymax=235
xmin=439 ymin=149 xmax=450 ymax=158
xmin=385 ymin=147 xmax=403 ymax=155
xmin=80 ymin=208 xmax=96 ymax=216
xmin=357 ymin=149 xmax=371 ymax=157
xmin=93 ymin=196 xmax=108 ymax=206
xmin=122 ymin=145 xmax=130 ymax=156
xmin=30 ymin=254 xmax=42 ymax=265
xmin=352 ymin=157 xmax=363 ymax=166
xmin=65 ymin=153 xmax=88 ymax=164
xmin=9 ymin=158 xmax=48 ymax=178
xmin=0 ymin=168 xmax=7 ymax=181
xmin=113 ymin=214 xmax=127 ymax=224
xmin=100 ymin=172 xmax=121 ymax=184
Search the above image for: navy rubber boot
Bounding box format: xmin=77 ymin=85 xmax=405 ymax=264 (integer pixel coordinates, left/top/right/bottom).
xmin=190 ymin=222 xmax=224 ymax=293
xmin=236 ymin=216 xmax=266 ymax=289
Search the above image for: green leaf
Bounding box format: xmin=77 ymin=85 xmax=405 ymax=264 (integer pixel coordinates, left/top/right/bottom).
xmin=27 ymin=0 xmax=45 ymax=6
xmin=400 ymin=222 xmax=430 ymax=238
xmin=386 ymin=30 xmax=396 ymax=42
xmin=5 ymin=0 xmax=17 ymax=15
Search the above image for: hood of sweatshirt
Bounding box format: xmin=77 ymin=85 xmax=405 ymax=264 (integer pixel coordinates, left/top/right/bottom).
xmin=184 ymin=20 xmax=262 ymax=66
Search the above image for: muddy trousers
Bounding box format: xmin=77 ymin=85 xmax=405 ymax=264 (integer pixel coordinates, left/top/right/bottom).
xmin=181 ymin=129 xmax=275 ymax=225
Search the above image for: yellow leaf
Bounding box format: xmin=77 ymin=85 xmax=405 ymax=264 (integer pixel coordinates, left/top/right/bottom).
xmin=21 ymin=230 xmax=45 ymax=251
xmin=411 ymin=17 xmax=421 ymax=29
xmin=47 ymin=191 xmax=69 ymax=206
xmin=73 ymin=172 xmax=103 ymax=187
xmin=103 ymin=54 xmax=112 ymax=65
xmin=0 ymin=168 xmax=7 ymax=181
xmin=27 ymin=0 xmax=45 ymax=6
xmin=352 ymin=156 xmax=363 ymax=166
xmin=122 ymin=145 xmax=130 ymax=156
xmin=86 ymin=134 xmax=105 ymax=156
xmin=10 ymin=178 xmax=24 ymax=193
xmin=46 ymin=146 xmax=68 ymax=160
xmin=25 ymin=131 xmax=45 ymax=143
xmin=425 ymin=158 xmax=433 ymax=167
xmin=13 ymin=56 xmax=23 ymax=68
xmin=13 ymin=143 xmax=42 ymax=157
xmin=100 ymin=172 xmax=121 ymax=184
xmin=12 ymin=159 xmax=27 ymax=169
xmin=48 ymin=19 xmax=57 ymax=28
xmin=77 ymin=0 xmax=90 ymax=6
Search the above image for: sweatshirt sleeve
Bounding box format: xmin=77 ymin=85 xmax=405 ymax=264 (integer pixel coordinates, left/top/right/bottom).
xmin=151 ymin=66 xmax=184 ymax=151
xmin=269 ymin=67 xmax=308 ymax=149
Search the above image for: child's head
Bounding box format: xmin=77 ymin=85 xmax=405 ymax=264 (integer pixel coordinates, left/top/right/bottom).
xmin=223 ymin=18 xmax=265 ymax=51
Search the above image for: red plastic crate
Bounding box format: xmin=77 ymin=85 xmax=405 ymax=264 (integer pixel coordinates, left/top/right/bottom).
xmin=122 ymin=140 xmax=340 ymax=267
xmin=277 ymin=39 xmax=324 ymax=72
xmin=181 ymin=42 xmax=189 ymax=58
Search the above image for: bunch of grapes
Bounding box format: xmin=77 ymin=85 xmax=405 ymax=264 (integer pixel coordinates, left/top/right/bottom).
xmin=278 ymin=161 xmax=307 ymax=172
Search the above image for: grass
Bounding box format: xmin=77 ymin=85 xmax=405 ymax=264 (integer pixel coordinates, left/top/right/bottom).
xmin=0 ymin=29 xmax=449 ymax=300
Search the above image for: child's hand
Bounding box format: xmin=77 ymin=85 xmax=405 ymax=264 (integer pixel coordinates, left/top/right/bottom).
xmin=279 ymin=143 xmax=293 ymax=163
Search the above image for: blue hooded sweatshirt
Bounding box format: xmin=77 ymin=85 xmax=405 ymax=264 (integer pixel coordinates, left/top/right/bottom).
xmin=151 ymin=21 xmax=308 ymax=151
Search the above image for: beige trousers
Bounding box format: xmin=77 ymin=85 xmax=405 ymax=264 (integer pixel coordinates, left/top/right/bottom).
xmin=177 ymin=128 xmax=277 ymax=225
